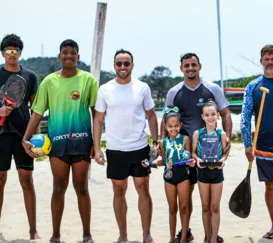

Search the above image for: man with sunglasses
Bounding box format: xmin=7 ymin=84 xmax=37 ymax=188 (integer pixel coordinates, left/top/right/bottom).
xmin=0 ymin=34 xmax=39 ymax=239
xmin=161 ymin=53 xmax=232 ymax=243
xmin=94 ymin=49 xmax=158 ymax=243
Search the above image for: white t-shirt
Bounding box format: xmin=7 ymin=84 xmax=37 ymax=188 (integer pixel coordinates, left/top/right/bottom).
xmin=95 ymin=78 xmax=154 ymax=151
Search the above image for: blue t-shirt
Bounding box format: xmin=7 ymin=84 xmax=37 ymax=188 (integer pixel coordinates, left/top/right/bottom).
xmin=241 ymin=76 xmax=273 ymax=152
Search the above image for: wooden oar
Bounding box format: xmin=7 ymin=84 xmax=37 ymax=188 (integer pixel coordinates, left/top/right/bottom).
xmin=229 ymin=87 xmax=269 ymax=218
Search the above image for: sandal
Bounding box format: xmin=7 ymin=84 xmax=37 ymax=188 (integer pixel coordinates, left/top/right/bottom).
xmin=204 ymin=235 xmax=224 ymax=243
xmin=263 ymin=232 xmax=273 ymax=239
xmin=175 ymin=229 xmax=194 ymax=243
xmin=83 ymin=236 xmax=95 ymax=243
xmin=187 ymin=228 xmax=194 ymax=242
xmin=217 ymin=235 xmax=224 ymax=243
xmin=143 ymin=235 xmax=154 ymax=243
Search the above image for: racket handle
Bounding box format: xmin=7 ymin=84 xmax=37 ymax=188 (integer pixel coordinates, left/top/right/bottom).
xmin=0 ymin=116 xmax=6 ymax=126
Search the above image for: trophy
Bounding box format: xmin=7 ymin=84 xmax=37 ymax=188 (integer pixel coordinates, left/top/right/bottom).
xmin=143 ymin=149 xmax=158 ymax=168
xmin=199 ymin=135 xmax=222 ymax=167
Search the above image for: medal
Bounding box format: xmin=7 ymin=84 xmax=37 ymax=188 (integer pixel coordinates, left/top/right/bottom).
xmin=164 ymin=168 xmax=173 ymax=179
xmin=183 ymin=150 xmax=190 ymax=160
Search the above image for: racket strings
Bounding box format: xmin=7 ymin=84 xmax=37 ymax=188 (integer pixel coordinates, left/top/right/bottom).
xmin=4 ymin=79 xmax=26 ymax=101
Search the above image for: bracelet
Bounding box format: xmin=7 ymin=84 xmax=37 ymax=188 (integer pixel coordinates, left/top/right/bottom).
xmin=21 ymin=140 xmax=27 ymax=143
xmin=152 ymin=140 xmax=158 ymax=145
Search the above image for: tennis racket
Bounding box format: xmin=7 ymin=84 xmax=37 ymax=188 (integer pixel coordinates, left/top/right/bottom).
xmin=0 ymin=74 xmax=27 ymax=126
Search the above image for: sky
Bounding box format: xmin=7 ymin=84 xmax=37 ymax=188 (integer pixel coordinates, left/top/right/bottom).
xmin=1 ymin=0 xmax=272 ymax=82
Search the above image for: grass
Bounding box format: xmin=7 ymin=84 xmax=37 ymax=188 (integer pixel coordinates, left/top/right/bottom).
xmin=231 ymin=137 xmax=243 ymax=143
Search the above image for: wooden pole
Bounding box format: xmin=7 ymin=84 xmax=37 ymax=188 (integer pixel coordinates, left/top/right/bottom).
xmin=89 ymin=2 xmax=107 ymax=180
xmin=90 ymin=2 xmax=107 ymax=84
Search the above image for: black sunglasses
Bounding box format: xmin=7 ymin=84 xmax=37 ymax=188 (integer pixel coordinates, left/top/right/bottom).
xmin=115 ymin=61 xmax=131 ymax=67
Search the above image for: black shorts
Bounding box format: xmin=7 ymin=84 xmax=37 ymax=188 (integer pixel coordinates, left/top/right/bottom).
xmin=106 ymin=145 xmax=151 ymax=180
xmin=0 ymin=134 xmax=34 ymax=171
xmin=189 ymin=166 xmax=197 ymax=185
xmin=51 ymin=154 xmax=91 ymax=166
xmin=197 ymin=168 xmax=224 ymax=184
xmin=163 ymin=166 xmax=190 ymax=186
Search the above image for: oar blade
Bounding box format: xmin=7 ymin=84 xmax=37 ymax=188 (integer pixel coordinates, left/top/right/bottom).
xmin=229 ymin=171 xmax=252 ymax=218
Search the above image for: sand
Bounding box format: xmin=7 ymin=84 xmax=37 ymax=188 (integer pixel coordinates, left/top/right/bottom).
xmin=0 ymin=143 xmax=272 ymax=243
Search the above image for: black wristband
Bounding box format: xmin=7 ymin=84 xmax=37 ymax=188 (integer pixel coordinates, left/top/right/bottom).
xmin=152 ymin=140 xmax=158 ymax=145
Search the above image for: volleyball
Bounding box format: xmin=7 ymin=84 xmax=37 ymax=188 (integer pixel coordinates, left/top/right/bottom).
xmin=29 ymin=134 xmax=52 ymax=157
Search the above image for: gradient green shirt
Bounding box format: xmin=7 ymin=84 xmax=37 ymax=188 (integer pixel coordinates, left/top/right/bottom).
xmin=32 ymin=70 xmax=98 ymax=156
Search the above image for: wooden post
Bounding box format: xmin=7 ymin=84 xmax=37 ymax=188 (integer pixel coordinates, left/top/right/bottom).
xmin=90 ymin=2 xmax=107 ymax=84
xmin=89 ymin=2 xmax=107 ymax=180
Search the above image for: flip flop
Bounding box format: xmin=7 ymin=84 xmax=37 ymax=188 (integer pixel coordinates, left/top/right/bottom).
xmin=204 ymin=235 xmax=224 ymax=243
xmin=263 ymin=232 xmax=273 ymax=239
xmin=49 ymin=238 xmax=61 ymax=243
xmin=143 ymin=235 xmax=154 ymax=243
xmin=116 ymin=237 xmax=128 ymax=243
xmin=83 ymin=236 xmax=95 ymax=243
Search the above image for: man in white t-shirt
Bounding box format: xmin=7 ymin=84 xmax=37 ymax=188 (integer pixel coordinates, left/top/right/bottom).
xmin=93 ymin=49 xmax=158 ymax=243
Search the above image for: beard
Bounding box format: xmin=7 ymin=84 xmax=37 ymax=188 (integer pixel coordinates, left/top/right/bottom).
xmin=116 ymin=70 xmax=132 ymax=80
xmin=264 ymin=66 xmax=273 ymax=75
xmin=185 ymin=70 xmax=197 ymax=80
xmin=187 ymin=75 xmax=196 ymax=80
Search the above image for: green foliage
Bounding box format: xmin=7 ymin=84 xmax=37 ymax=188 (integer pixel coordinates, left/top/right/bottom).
xmin=214 ymin=75 xmax=260 ymax=88
xmin=230 ymin=76 xmax=258 ymax=88
xmin=140 ymin=66 xmax=183 ymax=108
xmin=18 ymin=57 xmax=115 ymax=85
xmin=231 ymin=137 xmax=243 ymax=143
xmin=140 ymin=66 xmax=183 ymax=93
xmin=147 ymin=135 xmax=153 ymax=145
xmin=99 ymin=70 xmax=116 ymax=86
xmin=100 ymin=140 xmax=106 ymax=149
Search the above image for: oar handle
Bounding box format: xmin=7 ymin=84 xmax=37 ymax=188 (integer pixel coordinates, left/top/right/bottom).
xmin=248 ymin=87 xmax=269 ymax=170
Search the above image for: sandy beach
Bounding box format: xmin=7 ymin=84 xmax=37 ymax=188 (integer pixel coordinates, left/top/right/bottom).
xmin=0 ymin=143 xmax=273 ymax=243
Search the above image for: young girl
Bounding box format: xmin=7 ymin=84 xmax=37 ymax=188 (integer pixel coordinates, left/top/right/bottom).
xmin=143 ymin=106 xmax=195 ymax=243
xmin=192 ymin=101 xmax=227 ymax=243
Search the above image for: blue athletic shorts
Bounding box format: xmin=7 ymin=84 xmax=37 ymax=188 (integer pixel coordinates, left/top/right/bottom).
xmin=256 ymin=158 xmax=273 ymax=182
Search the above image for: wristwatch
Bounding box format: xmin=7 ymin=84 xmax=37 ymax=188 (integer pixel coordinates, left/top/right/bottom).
xmin=152 ymin=140 xmax=158 ymax=145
